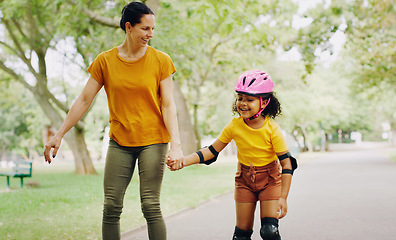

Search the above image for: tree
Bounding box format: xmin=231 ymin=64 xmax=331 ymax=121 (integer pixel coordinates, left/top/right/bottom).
xmin=292 ymin=0 xmax=395 ymax=96
xmin=343 ymin=0 xmax=396 ymax=143
xmin=287 ymin=0 xmax=395 ymax=146
xmin=0 ymin=0 xmax=110 ymax=174
xmin=343 ymin=0 xmax=395 ymax=90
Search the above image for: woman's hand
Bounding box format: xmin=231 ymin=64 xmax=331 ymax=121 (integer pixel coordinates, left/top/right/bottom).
xmin=43 ymin=135 xmax=62 ymax=164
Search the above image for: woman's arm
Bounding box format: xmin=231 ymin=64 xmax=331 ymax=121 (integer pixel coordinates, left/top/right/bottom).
xmin=160 ymin=75 xmax=183 ymax=165
xmin=168 ymin=139 xmax=228 ymax=170
xmin=44 ymin=77 xmax=102 ymax=163
xmin=276 ymin=151 xmax=293 ymax=219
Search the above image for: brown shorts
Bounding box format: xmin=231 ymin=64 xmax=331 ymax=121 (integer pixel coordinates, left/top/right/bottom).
xmin=234 ymin=160 xmax=282 ymax=203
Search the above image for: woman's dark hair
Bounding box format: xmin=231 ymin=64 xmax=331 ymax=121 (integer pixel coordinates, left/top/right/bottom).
xmin=120 ymin=2 xmax=154 ymax=32
xmin=232 ymin=92 xmax=282 ymax=119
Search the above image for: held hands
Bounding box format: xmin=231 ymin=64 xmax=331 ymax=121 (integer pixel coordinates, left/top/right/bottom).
xmin=166 ymin=143 xmax=184 ymax=171
xmin=166 ymin=156 xmax=185 ymax=171
xmin=43 ymin=135 xmax=62 ymax=164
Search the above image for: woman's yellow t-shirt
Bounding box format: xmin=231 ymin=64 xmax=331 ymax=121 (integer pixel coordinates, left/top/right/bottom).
xmin=87 ymin=46 xmax=176 ymax=146
xmin=218 ymin=117 xmax=289 ymax=166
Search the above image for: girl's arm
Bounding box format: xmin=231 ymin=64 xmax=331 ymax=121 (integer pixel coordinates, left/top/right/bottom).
xmin=168 ymin=139 xmax=228 ymax=170
xmin=44 ymin=77 xmax=102 ymax=163
xmin=160 ymin=75 xmax=183 ymax=165
xmin=276 ymin=151 xmax=293 ymax=219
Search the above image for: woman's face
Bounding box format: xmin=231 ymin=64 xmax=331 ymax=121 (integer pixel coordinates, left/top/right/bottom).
xmin=129 ymin=14 xmax=155 ymax=47
xmin=236 ymin=93 xmax=261 ymax=119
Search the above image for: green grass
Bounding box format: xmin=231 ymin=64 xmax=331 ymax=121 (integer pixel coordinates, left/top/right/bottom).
xmin=0 ymin=156 xmax=237 ymax=240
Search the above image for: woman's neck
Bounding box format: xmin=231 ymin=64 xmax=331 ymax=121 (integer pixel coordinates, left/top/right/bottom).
xmin=118 ymin=41 xmax=148 ymax=61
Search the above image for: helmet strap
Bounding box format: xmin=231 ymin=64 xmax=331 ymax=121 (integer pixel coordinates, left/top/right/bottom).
xmin=247 ymin=97 xmax=271 ymax=121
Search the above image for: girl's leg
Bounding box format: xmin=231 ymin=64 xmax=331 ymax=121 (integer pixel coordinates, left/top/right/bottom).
xmin=259 ymin=200 xmax=278 ymax=218
xmin=137 ymin=143 xmax=168 ymax=240
xmin=236 ymin=202 xmax=257 ymax=230
xmin=102 ymin=140 xmax=137 ymax=240
xmin=259 ymin=200 xmax=281 ymax=240
xmin=233 ymin=202 xmax=256 ymax=239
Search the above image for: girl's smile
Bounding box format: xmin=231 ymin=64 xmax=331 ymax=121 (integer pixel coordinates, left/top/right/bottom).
xmin=236 ymin=93 xmax=261 ymax=119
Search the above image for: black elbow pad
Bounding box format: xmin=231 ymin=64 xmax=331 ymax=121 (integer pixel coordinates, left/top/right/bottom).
xmin=202 ymin=157 xmax=217 ymax=165
xmin=278 ymin=152 xmax=298 ymax=172
xmin=290 ymin=156 xmax=298 ymax=170
xmin=198 ymin=145 xmax=219 ymax=165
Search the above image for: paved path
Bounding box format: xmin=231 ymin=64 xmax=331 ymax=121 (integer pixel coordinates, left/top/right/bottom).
xmin=122 ymin=149 xmax=396 ymax=240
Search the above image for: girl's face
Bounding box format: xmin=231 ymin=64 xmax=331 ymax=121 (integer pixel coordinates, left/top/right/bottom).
xmin=128 ymin=14 xmax=155 ymax=47
xmin=236 ymin=93 xmax=261 ymax=119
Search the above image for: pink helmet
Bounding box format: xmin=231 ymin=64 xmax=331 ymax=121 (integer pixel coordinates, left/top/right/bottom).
xmin=234 ymin=70 xmax=274 ymax=95
xmin=235 ymin=70 xmax=274 ymax=120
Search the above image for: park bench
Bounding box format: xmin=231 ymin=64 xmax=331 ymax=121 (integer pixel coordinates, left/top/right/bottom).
xmin=0 ymin=160 xmax=32 ymax=188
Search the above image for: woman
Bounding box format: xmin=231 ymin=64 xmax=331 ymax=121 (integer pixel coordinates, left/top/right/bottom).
xmin=44 ymin=2 xmax=183 ymax=239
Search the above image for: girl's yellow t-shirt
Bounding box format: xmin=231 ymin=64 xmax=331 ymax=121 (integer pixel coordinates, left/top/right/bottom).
xmin=218 ymin=117 xmax=289 ymax=166
xmin=87 ymin=46 xmax=176 ymax=146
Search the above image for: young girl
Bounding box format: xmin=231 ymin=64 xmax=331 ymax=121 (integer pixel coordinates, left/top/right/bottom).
xmin=167 ymin=70 xmax=297 ymax=240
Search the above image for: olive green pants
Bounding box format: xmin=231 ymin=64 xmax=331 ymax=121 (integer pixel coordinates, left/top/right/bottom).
xmin=102 ymin=139 xmax=168 ymax=240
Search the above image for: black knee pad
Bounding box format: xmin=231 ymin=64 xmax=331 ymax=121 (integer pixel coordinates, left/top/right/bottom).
xmin=233 ymin=226 xmax=253 ymax=240
xmin=260 ymin=217 xmax=281 ymax=240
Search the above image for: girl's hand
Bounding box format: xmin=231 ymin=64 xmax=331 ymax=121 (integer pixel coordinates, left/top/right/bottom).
xmin=277 ymin=197 xmax=288 ymax=219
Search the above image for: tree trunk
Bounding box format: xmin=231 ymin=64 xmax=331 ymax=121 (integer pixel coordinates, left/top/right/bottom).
xmin=298 ymin=124 xmax=312 ymax=152
xmin=193 ymin=103 xmax=202 ymax=150
xmin=291 ymin=126 xmax=303 ymax=150
xmin=64 ymin=128 xmax=97 ymax=175
xmin=192 ymin=83 xmax=203 ymax=150
xmin=173 ymin=81 xmax=198 ymax=154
